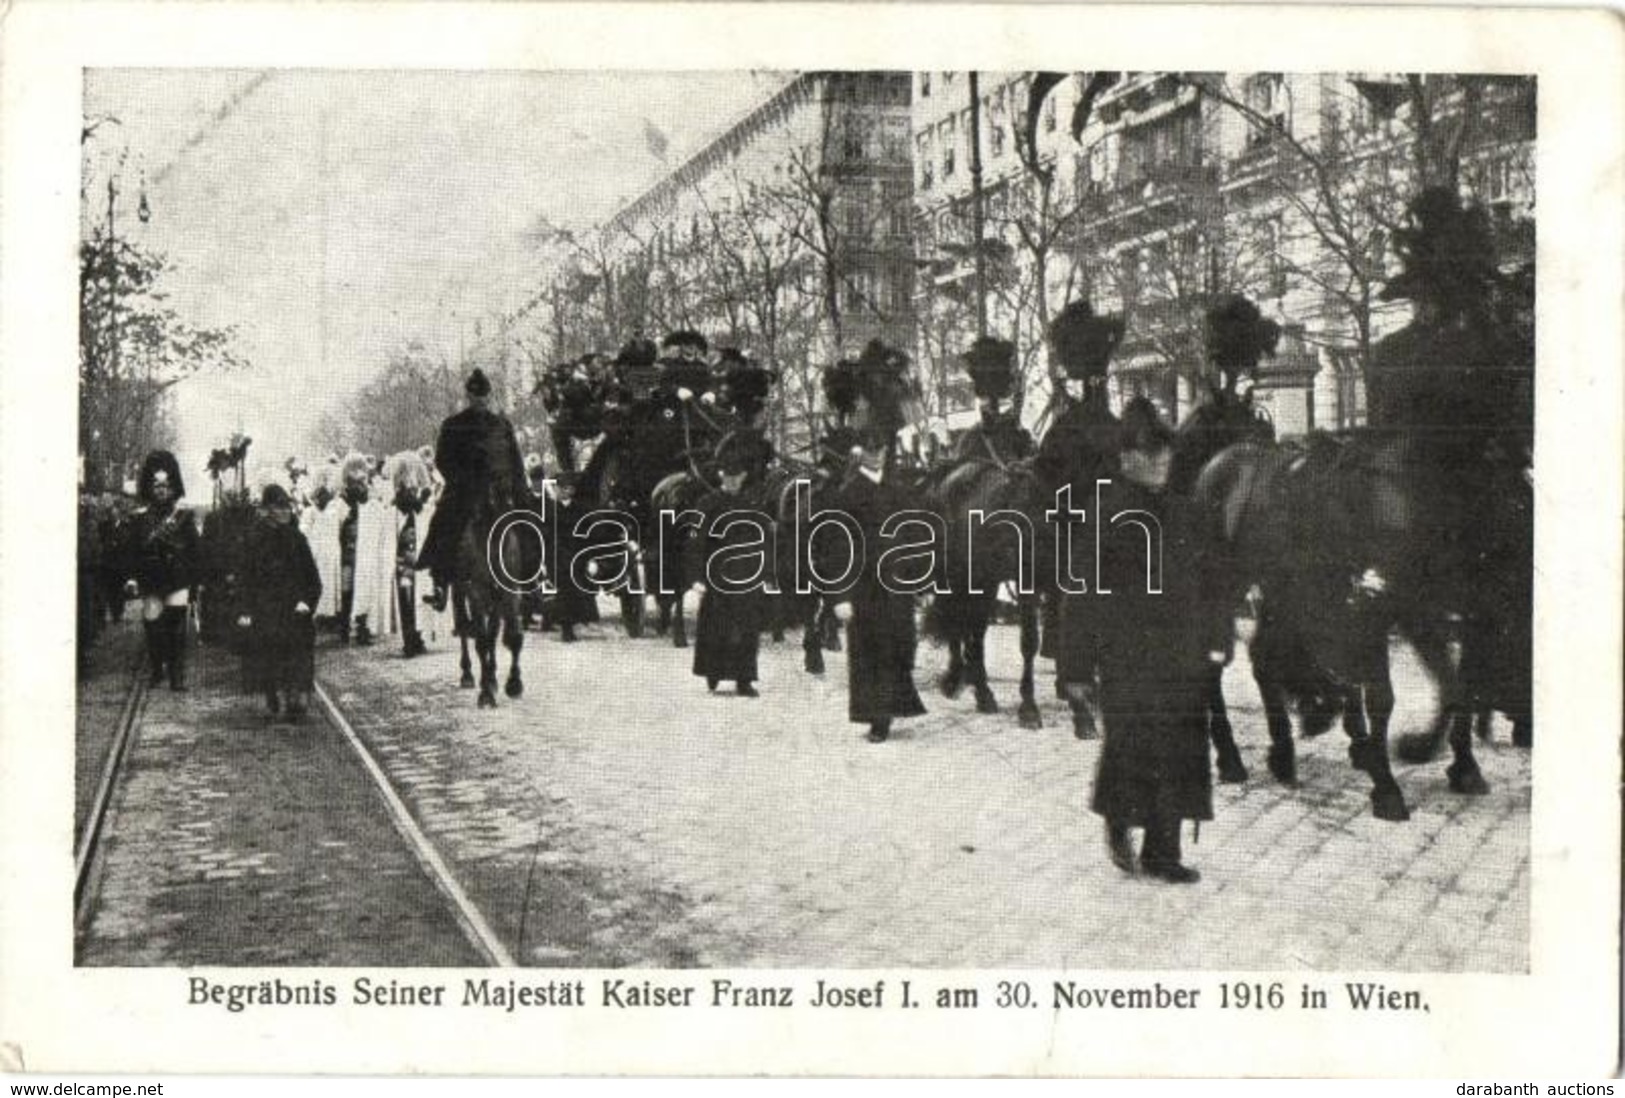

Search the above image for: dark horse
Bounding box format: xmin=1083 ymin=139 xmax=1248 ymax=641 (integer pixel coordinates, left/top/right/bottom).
xmin=922 ymin=455 xmax=1047 ymax=728
xmin=447 ymin=485 xmax=535 ymax=708
xmin=1165 ymin=386 xmax=1280 ymax=782
xmin=1193 ymin=428 xmax=1527 ymax=820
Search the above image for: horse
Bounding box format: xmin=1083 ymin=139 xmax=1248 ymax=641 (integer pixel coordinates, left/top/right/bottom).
xmin=1165 ymin=385 xmax=1279 ymax=783
xmin=921 ymin=452 xmax=1048 ymax=729
xmin=445 ymin=485 xmax=535 ymax=708
xmin=1192 ymin=428 xmax=1526 ymax=820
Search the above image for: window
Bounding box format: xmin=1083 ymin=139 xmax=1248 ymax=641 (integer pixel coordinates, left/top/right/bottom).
xmin=1044 ymin=94 xmax=1058 ymax=133
xmin=917 ymin=131 xmax=934 ymax=190
xmin=884 ymin=182 xmax=911 ymax=238
xmin=1261 ymin=216 xmax=1288 ymax=297
xmin=1243 ymin=74 xmax=1290 ymax=148
xmin=920 ymin=72 xmax=931 ymax=98
xmin=844 ymin=127 xmax=865 ymax=162
xmin=990 ymin=117 xmax=1006 ymax=158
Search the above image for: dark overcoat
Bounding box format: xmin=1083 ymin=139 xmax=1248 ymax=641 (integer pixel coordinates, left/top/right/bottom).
xmin=418 ymin=405 xmax=528 ymax=578
xmin=242 ymin=519 xmax=322 ymax=693
xmin=120 ymin=504 xmax=201 ymax=598
xmin=828 ymin=469 xmax=927 ymax=724
xmin=684 ymin=488 xmax=770 ymax=685
xmin=1082 ymin=481 xmax=1227 ymax=827
xmin=543 ymin=495 xmax=601 ymax=627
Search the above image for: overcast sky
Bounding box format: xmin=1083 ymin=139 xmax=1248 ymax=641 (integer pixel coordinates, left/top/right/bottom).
xmin=83 ymin=69 xmax=790 ymax=484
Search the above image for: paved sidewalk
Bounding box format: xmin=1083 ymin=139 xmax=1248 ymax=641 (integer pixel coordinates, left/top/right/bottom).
xmin=322 ymin=607 xmax=1530 ymax=971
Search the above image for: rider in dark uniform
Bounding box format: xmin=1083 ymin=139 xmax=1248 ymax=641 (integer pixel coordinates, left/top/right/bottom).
xmin=118 ymin=450 xmax=201 ymax=690
xmin=953 ymin=336 xmax=1035 ymax=464
xmin=417 ymin=368 xmax=530 ymax=611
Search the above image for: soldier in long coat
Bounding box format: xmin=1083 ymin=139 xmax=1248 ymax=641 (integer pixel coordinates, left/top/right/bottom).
xmin=118 ymin=450 xmax=200 ymax=690
xmin=1039 ymin=300 xmax=1128 ymax=738
xmin=542 ymin=471 xmax=599 ymax=642
xmin=685 ymin=430 xmax=775 ymax=695
xmin=417 ymin=368 xmax=530 ymax=609
xmin=238 ymin=484 xmax=321 ymax=721
xmin=824 ymin=342 xmax=927 ymax=744
xmin=1085 ymin=399 xmax=1230 ymax=884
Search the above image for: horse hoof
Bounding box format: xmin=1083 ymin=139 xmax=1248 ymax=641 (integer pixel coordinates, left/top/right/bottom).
xmin=505 ymin=678 xmax=523 ymax=699
xmin=1447 ymin=765 xmax=1490 ymax=796
xmin=460 ymin=674 xmax=476 ymax=689
xmin=974 ymin=690 xmax=999 ymax=715
xmin=938 ymin=674 xmax=963 ymax=700
xmin=1395 ymin=730 xmax=1444 ymax=764
xmin=1072 ymin=712 xmax=1097 ymax=740
xmin=1371 ymin=791 xmax=1411 ymax=822
xmin=477 ymin=692 xmax=496 ymax=709
xmin=1017 ymin=704 xmax=1042 ymax=731
xmin=1267 ymin=748 xmax=1297 ymax=786
xmin=804 ymin=653 xmax=825 ymax=676
xmin=1218 ymin=758 xmax=1249 ymax=784
xmin=673 ymin=636 xmax=688 ymax=649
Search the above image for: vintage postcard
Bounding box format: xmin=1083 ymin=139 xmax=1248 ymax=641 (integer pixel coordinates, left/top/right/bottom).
xmin=1 ymin=0 xmax=1620 ymax=1079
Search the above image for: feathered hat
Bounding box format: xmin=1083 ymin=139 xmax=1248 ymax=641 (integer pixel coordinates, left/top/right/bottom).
xmin=1205 ymin=294 xmax=1281 ymax=373
xmin=138 ymin=450 xmax=185 ymax=503
xmin=852 ymin=338 xmax=918 ymax=441
xmin=1048 ymin=299 xmax=1126 ymax=381
xmin=960 ymin=336 xmax=1018 ymax=401
xmin=387 ymin=450 xmax=434 ymax=495
xmin=1379 ymin=187 xmax=1501 ymax=313
xmin=661 ymin=329 xmax=709 ymax=354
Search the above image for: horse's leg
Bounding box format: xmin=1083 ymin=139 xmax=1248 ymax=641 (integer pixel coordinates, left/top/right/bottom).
xmin=802 ymin=598 xmax=826 ymax=675
xmin=476 ymin=609 xmax=499 ymax=708
xmin=1409 ymin=627 xmax=1492 ymax=796
xmin=1348 ymin=673 xmax=1410 ymax=821
xmin=1016 ymin=594 xmax=1042 ymax=729
xmin=620 ymin=587 xmax=644 ymax=639
xmin=671 ymin=592 xmax=688 ymax=649
xmin=821 ymin=604 xmax=842 ymax=652
xmin=504 ymin=604 xmax=524 ymax=699
xmin=1209 ymin=662 xmax=1248 ymax=783
xmin=455 ymin=594 xmax=476 ymax=689
xmin=970 ymin=602 xmax=998 ymax=715
xmin=1250 ymin=622 xmax=1298 ymax=785
xmin=940 ymin=634 xmax=964 ymax=699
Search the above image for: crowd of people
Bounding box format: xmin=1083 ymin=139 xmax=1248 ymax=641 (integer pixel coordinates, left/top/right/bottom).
xmin=78 ymin=188 xmax=1533 ymax=887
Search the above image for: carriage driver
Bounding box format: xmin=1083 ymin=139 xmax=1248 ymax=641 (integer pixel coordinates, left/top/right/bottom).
xmin=417 ymin=368 xmax=531 ymax=611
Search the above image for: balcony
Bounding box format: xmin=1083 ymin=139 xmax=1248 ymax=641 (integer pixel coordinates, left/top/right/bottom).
xmin=1079 ymin=163 xmax=1220 ymax=230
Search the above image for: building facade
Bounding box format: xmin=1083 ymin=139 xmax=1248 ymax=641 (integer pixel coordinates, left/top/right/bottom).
xmin=591 ymin=71 xmax=916 ymax=452
xmin=911 ymin=71 xmax=1535 ymax=439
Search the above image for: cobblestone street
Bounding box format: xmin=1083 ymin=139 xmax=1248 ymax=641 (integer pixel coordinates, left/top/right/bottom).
xmin=316 ymin=601 xmax=1530 ymax=971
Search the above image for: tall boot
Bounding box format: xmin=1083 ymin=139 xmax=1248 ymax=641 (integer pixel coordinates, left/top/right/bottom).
xmin=866 ymin=719 xmax=890 ymax=744
xmin=163 ymin=607 xmax=188 ymax=691
xmin=144 ymin=621 xmax=165 ymax=686
xmin=1105 ymin=819 xmax=1137 ymax=875
xmin=1140 ymin=815 xmax=1199 ymax=884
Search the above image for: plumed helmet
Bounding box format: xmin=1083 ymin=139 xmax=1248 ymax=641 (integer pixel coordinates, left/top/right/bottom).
xmin=138 ymin=450 xmax=185 ymax=503
xmin=465 ymin=368 xmax=492 ymax=397
xmin=661 ymin=329 xmax=709 ymax=354
xmin=960 ymin=336 xmax=1018 ymax=401
xmin=853 ymin=339 xmax=918 ymax=440
xmin=1205 ymin=294 xmax=1281 ymax=373
xmin=721 ymin=353 xmax=777 ymax=421
xmin=614 ymin=337 xmax=659 ymax=369
xmin=1048 ymin=299 xmax=1126 ymax=381
xmin=1379 ymin=187 xmax=1501 ymax=314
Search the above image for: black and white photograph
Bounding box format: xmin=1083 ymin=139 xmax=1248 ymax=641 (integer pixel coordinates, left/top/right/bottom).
xmin=3 ymin=0 xmax=1621 ymax=1081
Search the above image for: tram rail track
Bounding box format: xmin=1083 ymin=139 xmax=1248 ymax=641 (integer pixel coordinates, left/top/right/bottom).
xmin=74 ymin=664 xmax=148 ymax=929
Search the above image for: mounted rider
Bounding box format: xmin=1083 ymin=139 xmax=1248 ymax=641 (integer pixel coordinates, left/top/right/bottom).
xmin=417 ymin=368 xmax=530 ymax=612
xmin=953 ymin=336 xmax=1035 ymax=464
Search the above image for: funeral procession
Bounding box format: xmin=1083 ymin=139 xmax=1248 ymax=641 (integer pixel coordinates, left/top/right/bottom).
xmin=75 ymin=70 xmax=1533 ymax=971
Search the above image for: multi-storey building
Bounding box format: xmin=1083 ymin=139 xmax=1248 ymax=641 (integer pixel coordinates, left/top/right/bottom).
xmin=589 ymin=71 xmax=916 ymax=452
xmin=911 ymin=71 xmax=1535 ymax=439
